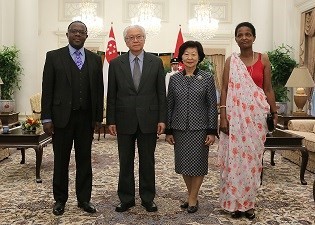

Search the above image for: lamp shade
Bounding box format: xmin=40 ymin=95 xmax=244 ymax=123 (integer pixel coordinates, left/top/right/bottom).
xmin=285 ymin=67 xmax=315 ymax=88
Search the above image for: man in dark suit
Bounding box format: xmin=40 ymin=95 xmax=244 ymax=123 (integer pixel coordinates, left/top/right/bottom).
xmin=41 ymin=21 xmax=104 ymax=216
xmin=106 ymin=25 xmax=166 ymax=212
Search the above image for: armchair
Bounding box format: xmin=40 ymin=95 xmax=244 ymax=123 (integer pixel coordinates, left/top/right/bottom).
xmin=30 ymin=93 xmax=41 ymax=120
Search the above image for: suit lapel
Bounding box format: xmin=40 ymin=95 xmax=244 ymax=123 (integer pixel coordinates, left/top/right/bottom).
xmin=85 ymin=49 xmax=95 ymax=90
xmin=138 ymin=52 xmax=152 ymax=91
xmin=60 ymin=46 xmax=72 ymax=85
xmin=120 ymin=53 xmax=136 ymax=92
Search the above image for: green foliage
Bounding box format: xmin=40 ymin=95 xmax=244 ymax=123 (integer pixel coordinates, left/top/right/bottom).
xmin=164 ymin=65 xmax=170 ymax=76
xmin=198 ymin=58 xmax=216 ymax=74
xmin=0 ymin=46 xmax=23 ymax=100
xmin=267 ymin=44 xmax=298 ymax=102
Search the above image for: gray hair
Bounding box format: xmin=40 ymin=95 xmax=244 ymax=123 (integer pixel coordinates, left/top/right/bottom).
xmin=123 ymin=25 xmax=146 ymax=40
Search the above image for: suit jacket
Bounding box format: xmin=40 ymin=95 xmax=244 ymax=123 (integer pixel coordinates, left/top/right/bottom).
xmin=166 ymin=69 xmax=218 ymax=132
xmin=106 ymin=51 xmax=166 ymax=134
xmin=41 ymin=46 xmax=104 ymax=128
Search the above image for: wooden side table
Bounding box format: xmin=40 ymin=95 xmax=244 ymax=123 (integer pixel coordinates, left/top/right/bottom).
xmin=0 ymin=127 xmax=52 ymax=183
xmin=276 ymin=114 xmax=315 ymax=129
xmin=264 ymin=129 xmax=308 ymax=185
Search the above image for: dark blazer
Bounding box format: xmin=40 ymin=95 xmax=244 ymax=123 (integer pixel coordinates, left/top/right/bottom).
xmin=41 ymin=46 xmax=104 ymax=128
xmin=106 ymin=51 xmax=166 ymax=134
xmin=166 ymin=69 xmax=218 ymax=133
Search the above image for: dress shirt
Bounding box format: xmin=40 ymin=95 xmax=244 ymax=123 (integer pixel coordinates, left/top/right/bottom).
xmin=69 ymin=45 xmax=85 ymax=65
xmin=129 ymin=51 xmax=144 ymax=78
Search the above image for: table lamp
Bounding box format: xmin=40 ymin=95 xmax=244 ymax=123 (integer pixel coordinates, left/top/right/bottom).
xmin=285 ymin=67 xmax=315 ymax=116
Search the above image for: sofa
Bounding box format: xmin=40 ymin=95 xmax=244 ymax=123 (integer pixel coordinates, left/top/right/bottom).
xmin=282 ymin=119 xmax=315 ymax=173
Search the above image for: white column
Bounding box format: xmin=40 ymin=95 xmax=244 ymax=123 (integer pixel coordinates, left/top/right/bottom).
xmin=14 ymin=0 xmax=38 ymax=116
xmin=0 ymin=0 xmax=15 ymax=45
xmin=250 ymin=0 xmax=273 ymax=52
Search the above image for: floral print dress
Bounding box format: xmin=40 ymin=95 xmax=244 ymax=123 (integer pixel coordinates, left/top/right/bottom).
xmin=218 ymin=52 xmax=270 ymax=212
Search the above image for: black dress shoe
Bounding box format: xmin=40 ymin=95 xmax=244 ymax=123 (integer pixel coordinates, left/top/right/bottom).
xmin=115 ymin=201 xmax=135 ymax=212
xmin=180 ymin=202 xmax=189 ymax=209
xmin=245 ymin=209 xmax=255 ymax=220
xmin=187 ymin=201 xmax=198 ymax=213
xmin=231 ymin=210 xmax=242 ymax=218
xmin=78 ymin=202 xmax=96 ymax=213
xmin=53 ymin=202 xmax=65 ymax=216
xmin=141 ymin=201 xmax=158 ymax=212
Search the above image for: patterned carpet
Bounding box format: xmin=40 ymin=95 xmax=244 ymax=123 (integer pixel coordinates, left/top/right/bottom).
xmin=0 ymin=134 xmax=314 ymax=225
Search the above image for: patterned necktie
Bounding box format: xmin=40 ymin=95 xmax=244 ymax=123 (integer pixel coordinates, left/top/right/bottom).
xmin=74 ymin=50 xmax=83 ymax=69
xmin=133 ymin=57 xmax=141 ymax=90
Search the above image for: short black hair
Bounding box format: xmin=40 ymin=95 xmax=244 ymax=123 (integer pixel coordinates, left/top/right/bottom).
xmin=235 ymin=22 xmax=256 ymax=37
xmin=178 ymin=41 xmax=205 ymax=64
xmin=67 ymin=21 xmax=88 ymax=32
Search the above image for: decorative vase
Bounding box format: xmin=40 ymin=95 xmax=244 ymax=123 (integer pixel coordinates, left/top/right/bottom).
xmin=0 ymin=100 xmax=15 ymax=113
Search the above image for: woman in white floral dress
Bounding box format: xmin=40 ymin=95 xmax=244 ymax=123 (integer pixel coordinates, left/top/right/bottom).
xmin=218 ymin=22 xmax=278 ymax=220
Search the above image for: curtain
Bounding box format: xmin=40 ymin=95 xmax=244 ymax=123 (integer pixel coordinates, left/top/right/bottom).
xmin=207 ymin=54 xmax=225 ymax=91
xmin=300 ymin=9 xmax=315 ymax=115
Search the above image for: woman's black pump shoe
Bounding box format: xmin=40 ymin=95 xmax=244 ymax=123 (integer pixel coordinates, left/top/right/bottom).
xmin=231 ymin=211 xmax=242 ymax=218
xmin=187 ymin=201 xmax=199 ymax=213
xmin=180 ymin=202 xmax=189 ymax=209
xmin=245 ymin=209 xmax=255 ymax=220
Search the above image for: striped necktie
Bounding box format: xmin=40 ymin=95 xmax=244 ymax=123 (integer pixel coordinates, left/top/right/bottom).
xmin=74 ymin=50 xmax=83 ymax=69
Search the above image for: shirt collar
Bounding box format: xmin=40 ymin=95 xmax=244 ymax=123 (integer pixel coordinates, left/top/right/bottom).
xmin=129 ymin=51 xmax=144 ymax=62
xmin=68 ymin=45 xmax=84 ymax=56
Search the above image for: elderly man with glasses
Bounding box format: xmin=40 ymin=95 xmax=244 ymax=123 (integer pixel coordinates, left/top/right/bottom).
xmin=106 ymin=25 xmax=166 ymax=213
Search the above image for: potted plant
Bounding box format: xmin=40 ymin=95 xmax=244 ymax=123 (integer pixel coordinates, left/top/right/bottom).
xmin=198 ymin=57 xmax=216 ymax=74
xmin=0 ymin=45 xmax=23 ymax=113
xmin=267 ymin=44 xmax=298 ymax=114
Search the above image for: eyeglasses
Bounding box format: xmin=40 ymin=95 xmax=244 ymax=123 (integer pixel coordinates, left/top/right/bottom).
xmin=125 ymin=35 xmax=144 ymax=42
xmin=68 ymin=29 xmax=87 ymax=35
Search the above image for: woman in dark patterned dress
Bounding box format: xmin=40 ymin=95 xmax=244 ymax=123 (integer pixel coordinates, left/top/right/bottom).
xmin=165 ymin=41 xmax=218 ymax=213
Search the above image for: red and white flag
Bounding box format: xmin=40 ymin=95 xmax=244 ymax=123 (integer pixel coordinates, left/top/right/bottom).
xmin=173 ymin=27 xmax=184 ymax=71
xmin=103 ymin=25 xmax=118 ymax=96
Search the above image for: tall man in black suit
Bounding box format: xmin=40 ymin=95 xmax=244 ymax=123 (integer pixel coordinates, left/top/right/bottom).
xmin=106 ymin=25 xmax=166 ymax=212
xmin=41 ymin=21 xmax=104 ymax=216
